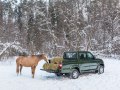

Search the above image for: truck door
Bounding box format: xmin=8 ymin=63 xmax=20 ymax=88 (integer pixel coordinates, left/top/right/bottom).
xmin=79 ymin=53 xmax=90 ymax=71
xmin=86 ymin=52 xmax=98 ymax=70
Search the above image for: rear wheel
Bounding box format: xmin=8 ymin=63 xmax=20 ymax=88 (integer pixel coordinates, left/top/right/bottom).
xmin=98 ymin=65 xmax=104 ymax=74
xmin=69 ymin=69 xmax=80 ymax=79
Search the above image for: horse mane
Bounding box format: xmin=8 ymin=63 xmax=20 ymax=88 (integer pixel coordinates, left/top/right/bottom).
xmin=19 ymin=53 xmax=46 ymax=59
xmin=35 ymin=55 xmax=41 ymax=58
xmin=31 ymin=54 xmax=45 ymax=58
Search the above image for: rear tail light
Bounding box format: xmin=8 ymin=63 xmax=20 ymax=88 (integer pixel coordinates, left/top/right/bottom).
xmin=58 ymin=64 xmax=62 ymax=69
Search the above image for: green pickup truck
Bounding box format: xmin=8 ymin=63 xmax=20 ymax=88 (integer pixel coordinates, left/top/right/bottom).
xmin=43 ymin=51 xmax=104 ymax=79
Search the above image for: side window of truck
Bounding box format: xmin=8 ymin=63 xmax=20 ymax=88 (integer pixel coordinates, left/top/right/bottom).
xmin=64 ymin=52 xmax=77 ymax=59
xmin=79 ymin=53 xmax=86 ymax=59
xmin=87 ymin=53 xmax=94 ymax=59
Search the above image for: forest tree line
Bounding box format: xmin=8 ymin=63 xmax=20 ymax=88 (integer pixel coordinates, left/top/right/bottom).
xmin=0 ymin=0 xmax=120 ymax=58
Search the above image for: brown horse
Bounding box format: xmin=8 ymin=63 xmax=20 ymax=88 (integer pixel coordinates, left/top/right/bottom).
xmin=16 ymin=53 xmax=48 ymax=78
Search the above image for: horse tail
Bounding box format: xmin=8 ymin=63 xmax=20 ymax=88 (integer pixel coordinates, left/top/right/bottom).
xmin=16 ymin=58 xmax=20 ymax=75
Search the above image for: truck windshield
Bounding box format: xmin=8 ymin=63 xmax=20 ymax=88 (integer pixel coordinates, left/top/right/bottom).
xmin=64 ymin=52 xmax=77 ymax=59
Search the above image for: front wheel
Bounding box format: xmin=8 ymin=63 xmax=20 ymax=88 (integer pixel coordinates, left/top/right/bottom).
xmin=98 ymin=65 xmax=104 ymax=74
xmin=69 ymin=69 xmax=80 ymax=79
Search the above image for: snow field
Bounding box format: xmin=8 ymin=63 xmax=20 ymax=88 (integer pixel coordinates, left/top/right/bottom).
xmin=0 ymin=57 xmax=120 ymax=90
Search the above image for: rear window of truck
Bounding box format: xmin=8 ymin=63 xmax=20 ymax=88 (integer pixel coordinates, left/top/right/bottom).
xmin=63 ymin=52 xmax=77 ymax=59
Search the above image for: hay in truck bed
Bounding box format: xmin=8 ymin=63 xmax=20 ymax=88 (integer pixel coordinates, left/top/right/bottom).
xmin=41 ymin=57 xmax=63 ymax=73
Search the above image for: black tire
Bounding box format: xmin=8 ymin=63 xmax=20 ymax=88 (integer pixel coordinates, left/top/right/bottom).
xmin=65 ymin=73 xmax=70 ymax=77
xmin=55 ymin=73 xmax=62 ymax=76
xmin=98 ymin=65 xmax=104 ymax=74
xmin=69 ymin=69 xmax=80 ymax=79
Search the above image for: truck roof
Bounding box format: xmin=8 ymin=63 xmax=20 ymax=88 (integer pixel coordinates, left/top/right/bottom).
xmin=64 ymin=51 xmax=90 ymax=53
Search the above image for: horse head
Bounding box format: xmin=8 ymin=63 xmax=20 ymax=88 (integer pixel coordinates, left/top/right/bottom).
xmin=40 ymin=54 xmax=49 ymax=63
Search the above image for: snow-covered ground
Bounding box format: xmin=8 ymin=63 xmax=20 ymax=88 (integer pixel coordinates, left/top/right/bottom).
xmin=0 ymin=57 xmax=120 ymax=90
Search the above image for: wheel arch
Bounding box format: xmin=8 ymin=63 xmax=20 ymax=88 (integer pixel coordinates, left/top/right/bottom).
xmin=100 ymin=63 xmax=104 ymax=67
xmin=72 ymin=67 xmax=80 ymax=73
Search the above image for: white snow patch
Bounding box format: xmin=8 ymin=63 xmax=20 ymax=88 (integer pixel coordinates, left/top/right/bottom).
xmin=0 ymin=57 xmax=120 ymax=90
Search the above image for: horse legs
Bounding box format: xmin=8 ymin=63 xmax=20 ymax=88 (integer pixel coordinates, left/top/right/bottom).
xmin=20 ymin=65 xmax=23 ymax=75
xmin=16 ymin=63 xmax=20 ymax=76
xmin=31 ymin=66 xmax=36 ymax=78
